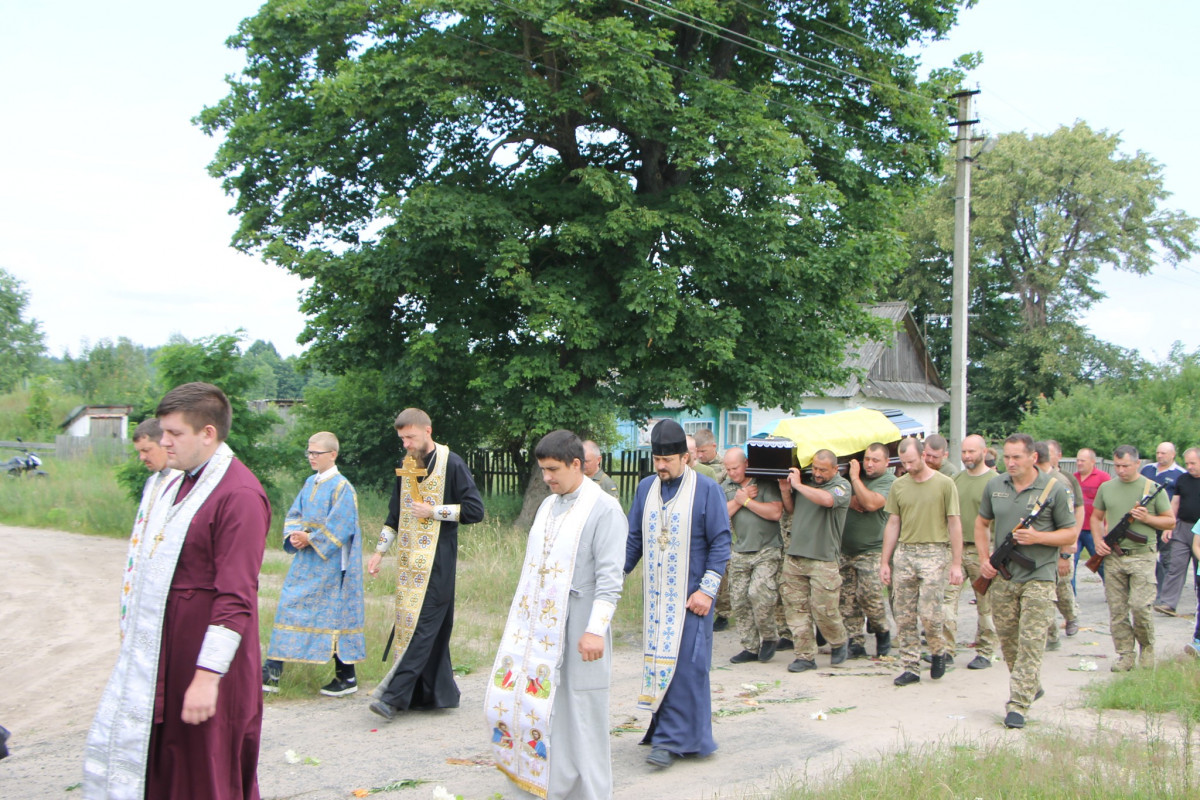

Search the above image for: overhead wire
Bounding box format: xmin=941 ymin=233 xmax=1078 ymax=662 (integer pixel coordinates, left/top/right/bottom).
xmin=484 ymin=0 xmax=901 ymax=144
xmin=621 ymin=0 xmax=941 ymax=106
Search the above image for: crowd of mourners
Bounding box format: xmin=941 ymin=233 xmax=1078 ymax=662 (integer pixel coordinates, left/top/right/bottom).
xmin=79 ymin=389 xmax=1200 ymax=799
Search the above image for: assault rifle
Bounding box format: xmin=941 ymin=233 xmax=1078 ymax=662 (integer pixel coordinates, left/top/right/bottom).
xmin=1085 ymin=482 xmax=1165 ymax=573
xmin=972 ymin=478 xmax=1058 ymax=597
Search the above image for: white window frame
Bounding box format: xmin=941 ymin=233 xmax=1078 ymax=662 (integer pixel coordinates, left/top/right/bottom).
xmin=725 ymin=410 xmax=750 ymax=447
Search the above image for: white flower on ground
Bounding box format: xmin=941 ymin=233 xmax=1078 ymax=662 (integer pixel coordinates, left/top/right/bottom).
xmin=432 ymin=787 xmax=458 ymax=800
xmin=284 ymin=749 xmax=301 ymax=764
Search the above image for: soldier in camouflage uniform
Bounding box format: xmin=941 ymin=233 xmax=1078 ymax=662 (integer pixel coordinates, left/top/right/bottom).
xmin=880 ymin=438 xmax=963 ymax=687
xmin=722 ymin=448 xmax=785 ymax=663
xmin=1094 ymin=445 xmax=1176 ymax=672
xmin=977 ymin=434 xmax=1077 ymax=729
xmin=945 ymin=434 xmax=999 ymax=670
xmin=1038 ymin=441 xmax=1085 ymax=649
xmin=780 ymin=450 xmax=851 ymax=671
xmin=840 ymin=443 xmax=895 ymax=657
xmin=774 ymin=485 xmax=795 ymax=647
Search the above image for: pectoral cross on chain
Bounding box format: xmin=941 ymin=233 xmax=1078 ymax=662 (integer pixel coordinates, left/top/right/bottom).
xmin=395 ymin=455 xmax=428 ymax=505
xmin=657 ymin=523 xmax=672 ymax=552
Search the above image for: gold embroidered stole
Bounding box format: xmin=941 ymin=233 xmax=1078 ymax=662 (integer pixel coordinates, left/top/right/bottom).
xmin=638 ymin=467 xmax=697 ymax=711
xmin=386 ymin=443 xmax=449 ymax=664
xmin=485 ymin=480 xmax=599 ymax=799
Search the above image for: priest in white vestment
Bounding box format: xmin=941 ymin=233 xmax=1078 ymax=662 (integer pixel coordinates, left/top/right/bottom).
xmin=486 ymin=430 xmax=625 ymax=799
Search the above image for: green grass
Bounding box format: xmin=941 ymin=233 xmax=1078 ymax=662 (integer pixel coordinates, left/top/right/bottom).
xmin=1085 ymin=657 xmax=1200 ymax=722
xmin=768 ymin=722 xmax=1196 ymax=799
xmin=0 ymin=453 xmax=135 ymax=537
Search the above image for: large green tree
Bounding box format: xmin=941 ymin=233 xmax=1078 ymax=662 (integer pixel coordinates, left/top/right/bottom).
xmin=0 ymin=268 xmax=47 ymax=392
xmin=199 ymin=0 xmax=969 ymax=471
xmin=898 ymin=121 xmax=1198 ymax=434
xmin=1023 ymin=345 xmax=1200 ymax=458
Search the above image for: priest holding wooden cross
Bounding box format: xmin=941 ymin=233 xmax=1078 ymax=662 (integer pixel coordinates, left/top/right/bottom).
xmin=367 ymin=408 xmax=485 ymax=720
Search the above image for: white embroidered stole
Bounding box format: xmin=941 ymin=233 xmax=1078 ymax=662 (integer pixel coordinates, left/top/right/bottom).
xmin=119 ymin=468 xmax=179 ymax=638
xmin=84 ymin=444 xmax=235 ymax=800
xmin=485 ymin=480 xmax=599 ymax=799
xmin=638 ymin=466 xmax=697 ymax=711
xmin=381 ymin=443 xmax=449 ymax=672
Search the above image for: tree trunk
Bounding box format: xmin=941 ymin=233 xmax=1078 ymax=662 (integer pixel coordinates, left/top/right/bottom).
xmin=515 ymin=459 xmax=550 ymax=531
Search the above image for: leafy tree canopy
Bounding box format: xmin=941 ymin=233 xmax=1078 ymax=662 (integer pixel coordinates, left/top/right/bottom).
xmin=61 ymin=337 xmax=154 ymax=404
xmin=117 ymin=332 xmax=292 ymax=501
xmin=0 ymin=268 xmax=47 ymax=392
xmin=1023 ymin=344 xmax=1200 ymax=459
xmin=199 ymin=0 xmax=970 ymax=461
xmin=898 ymin=121 xmax=1198 ymax=433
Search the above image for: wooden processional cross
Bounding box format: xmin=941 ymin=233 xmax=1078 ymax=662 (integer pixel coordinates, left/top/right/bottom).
xmin=395 ymin=455 xmax=428 ymax=505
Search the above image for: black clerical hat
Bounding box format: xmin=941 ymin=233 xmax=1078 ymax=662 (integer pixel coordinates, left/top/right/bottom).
xmin=650 ymin=419 xmax=687 ymax=457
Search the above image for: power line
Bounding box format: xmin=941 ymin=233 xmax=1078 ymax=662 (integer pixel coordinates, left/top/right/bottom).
xmin=486 ymin=0 xmax=890 ymax=143
xmin=622 ymin=0 xmax=939 ymax=106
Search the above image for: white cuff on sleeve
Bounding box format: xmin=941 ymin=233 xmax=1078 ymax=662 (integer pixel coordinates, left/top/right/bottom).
xmin=584 ymin=600 xmax=617 ymax=637
xmin=196 ymin=625 xmax=241 ymax=674
xmin=433 ymin=504 xmax=460 ymax=522
xmin=376 ymin=526 xmax=396 ymax=553
xmin=699 ymin=569 xmax=722 ymax=599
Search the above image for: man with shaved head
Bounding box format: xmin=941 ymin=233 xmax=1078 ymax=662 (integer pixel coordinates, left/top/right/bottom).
xmin=1142 ymin=442 xmax=1187 ymax=602
xmin=839 ymin=443 xmax=895 ymax=658
xmin=1074 ymin=448 xmax=1111 ymax=589
xmin=722 ymin=448 xmax=785 ymax=664
xmin=780 ymin=449 xmax=852 ymax=671
xmin=942 ymin=434 xmax=999 ymax=670
xmin=881 ymin=438 xmax=964 ymax=686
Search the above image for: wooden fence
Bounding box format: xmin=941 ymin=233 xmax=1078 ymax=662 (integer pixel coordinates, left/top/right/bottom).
xmin=464 ymin=449 xmax=655 ymax=499
xmin=1 ymin=437 xmax=128 ymax=462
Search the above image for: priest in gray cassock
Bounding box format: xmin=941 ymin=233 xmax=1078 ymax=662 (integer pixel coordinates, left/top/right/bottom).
xmin=485 ymin=430 xmax=625 ymax=800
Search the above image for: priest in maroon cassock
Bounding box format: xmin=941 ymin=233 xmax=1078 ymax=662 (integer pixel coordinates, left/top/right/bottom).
xmin=84 ymin=382 xmax=271 ymax=800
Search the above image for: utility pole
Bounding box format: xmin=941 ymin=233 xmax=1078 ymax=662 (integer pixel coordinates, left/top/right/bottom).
xmin=948 ymin=89 xmax=978 ymax=467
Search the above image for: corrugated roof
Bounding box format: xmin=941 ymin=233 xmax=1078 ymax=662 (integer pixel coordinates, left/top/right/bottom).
xmin=807 ymin=302 xmax=946 ymax=402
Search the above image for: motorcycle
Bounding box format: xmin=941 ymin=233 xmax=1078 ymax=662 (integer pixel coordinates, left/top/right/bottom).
xmin=2 ymin=438 xmax=49 ymax=478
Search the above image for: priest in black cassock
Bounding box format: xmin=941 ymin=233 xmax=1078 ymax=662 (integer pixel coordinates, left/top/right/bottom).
xmin=367 ymin=408 xmax=485 ymax=719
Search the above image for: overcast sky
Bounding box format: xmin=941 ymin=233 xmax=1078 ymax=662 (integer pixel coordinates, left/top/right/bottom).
xmin=2 ymin=0 xmax=1196 ymax=362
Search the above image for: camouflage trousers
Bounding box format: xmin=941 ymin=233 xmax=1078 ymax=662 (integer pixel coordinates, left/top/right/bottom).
xmin=774 ymin=512 xmax=793 ymax=638
xmin=990 ymin=577 xmax=1054 ymax=713
xmin=781 ymin=555 xmax=847 ymax=661
xmin=729 ymin=547 xmax=783 ymax=651
xmin=942 ymin=546 xmax=997 ymax=659
xmin=1103 ymin=550 xmax=1157 ymax=658
xmin=839 ymin=552 xmax=890 ymax=647
xmin=1046 ymin=567 xmax=1079 ymax=644
xmin=715 ymin=560 xmax=732 ymax=617
xmin=892 ymin=543 xmax=950 ymax=672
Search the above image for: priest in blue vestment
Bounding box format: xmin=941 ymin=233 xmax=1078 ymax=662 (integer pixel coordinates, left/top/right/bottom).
xmin=625 ymin=419 xmax=731 ymax=769
xmin=263 ymin=432 xmax=366 ymax=697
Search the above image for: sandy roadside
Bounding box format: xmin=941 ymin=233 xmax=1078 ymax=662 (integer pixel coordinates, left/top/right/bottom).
xmin=1 ymin=523 xmax=1196 ymax=799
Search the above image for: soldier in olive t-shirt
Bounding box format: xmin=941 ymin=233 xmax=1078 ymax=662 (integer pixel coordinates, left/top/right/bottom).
xmin=1093 ymin=450 xmax=1176 ymax=671
xmin=946 ymin=450 xmax=999 ymax=667
xmin=780 ymin=451 xmax=852 ymax=669
xmin=977 ymin=435 xmax=1077 ymax=727
xmin=840 ymin=448 xmax=895 ymax=657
